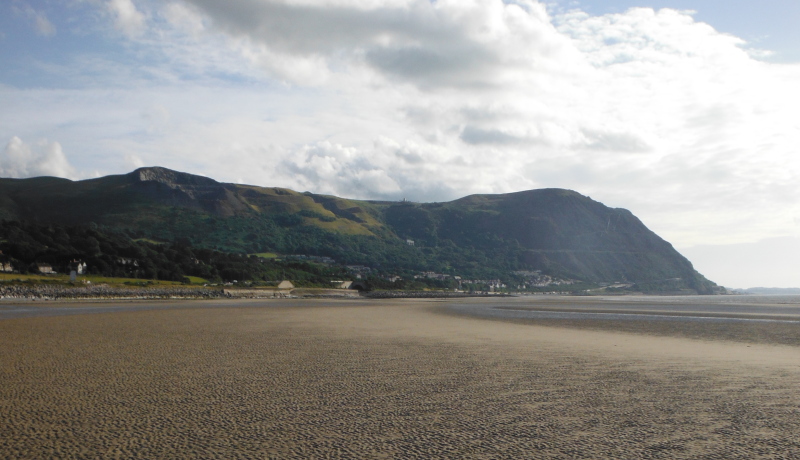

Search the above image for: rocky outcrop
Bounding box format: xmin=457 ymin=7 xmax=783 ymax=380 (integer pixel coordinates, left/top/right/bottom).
xmin=130 ymin=167 xmax=249 ymax=216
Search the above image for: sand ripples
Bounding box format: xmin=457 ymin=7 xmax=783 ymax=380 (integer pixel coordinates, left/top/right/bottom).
xmin=1 ymin=304 xmax=799 ymax=458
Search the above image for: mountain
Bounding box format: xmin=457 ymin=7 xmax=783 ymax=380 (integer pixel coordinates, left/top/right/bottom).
xmin=0 ymin=167 xmax=716 ymax=293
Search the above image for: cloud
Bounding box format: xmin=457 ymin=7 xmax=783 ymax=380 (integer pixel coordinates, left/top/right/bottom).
xmin=107 ymin=0 xmax=146 ymax=37
xmin=181 ymin=0 xmax=572 ymax=87
xmin=280 ymin=141 xmax=402 ymax=198
xmin=33 ymin=11 xmax=56 ymax=37
xmin=17 ymin=4 xmax=56 ymax=37
xmin=460 ymin=126 xmax=525 ymax=145
xmin=4 ymin=0 xmax=800 ymax=252
xmin=161 ymin=2 xmax=206 ymax=37
xmin=580 ymin=129 xmax=650 ymax=153
xmin=1 ymin=137 xmax=78 ymax=179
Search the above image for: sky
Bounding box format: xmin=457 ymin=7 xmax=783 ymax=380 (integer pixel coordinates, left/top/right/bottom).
xmin=1 ymin=0 xmax=799 ymax=289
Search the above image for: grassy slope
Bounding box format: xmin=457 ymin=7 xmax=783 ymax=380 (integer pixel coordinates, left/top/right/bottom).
xmin=0 ymin=169 xmax=716 ymax=290
xmin=0 ymin=273 xmax=208 ymax=286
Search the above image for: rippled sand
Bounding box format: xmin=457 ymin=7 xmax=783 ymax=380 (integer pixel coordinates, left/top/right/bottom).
xmin=1 ymin=300 xmax=799 ymax=458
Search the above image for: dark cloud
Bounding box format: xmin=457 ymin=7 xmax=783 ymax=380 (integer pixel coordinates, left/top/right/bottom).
xmin=460 ymin=125 xmax=524 ymax=145
xmin=183 ymin=0 xmax=507 ymax=87
xmin=365 ymin=44 xmax=497 ymax=88
xmin=184 ymin=0 xmax=444 ymax=54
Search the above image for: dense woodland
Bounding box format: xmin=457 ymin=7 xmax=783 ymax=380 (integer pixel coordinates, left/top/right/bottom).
xmin=125 ymin=207 xmax=523 ymax=281
xmin=0 ymin=220 xmax=350 ymax=285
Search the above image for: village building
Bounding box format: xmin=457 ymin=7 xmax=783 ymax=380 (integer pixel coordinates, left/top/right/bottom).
xmin=37 ymin=263 xmax=56 ymax=274
xmin=116 ymin=258 xmax=139 ymax=267
xmin=346 ymin=265 xmax=371 ymax=279
xmin=70 ymin=260 xmax=88 ymax=274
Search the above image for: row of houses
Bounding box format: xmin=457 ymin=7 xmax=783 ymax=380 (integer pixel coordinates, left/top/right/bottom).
xmin=346 ymin=265 xmax=372 ymax=279
xmin=0 ymin=259 xmax=87 ymax=276
xmin=414 ymin=271 xmax=462 ymax=281
xmin=412 ymin=271 xmax=507 ymax=290
xmin=459 ymin=279 xmax=507 ymax=290
xmin=512 ymin=270 xmax=575 ymax=288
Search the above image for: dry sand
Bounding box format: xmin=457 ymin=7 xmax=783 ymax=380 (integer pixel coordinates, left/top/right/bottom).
xmin=1 ymin=299 xmax=799 ymax=458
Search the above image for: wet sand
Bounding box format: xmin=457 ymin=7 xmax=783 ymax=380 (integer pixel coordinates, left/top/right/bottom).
xmin=1 ymin=298 xmax=799 ymax=458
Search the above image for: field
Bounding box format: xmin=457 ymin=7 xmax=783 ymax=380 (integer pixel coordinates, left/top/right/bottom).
xmin=1 ymin=297 xmax=798 ymax=458
xmin=0 ymin=273 xmax=208 ymax=286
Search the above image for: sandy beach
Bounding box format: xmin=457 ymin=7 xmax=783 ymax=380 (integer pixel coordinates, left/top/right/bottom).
xmin=1 ymin=298 xmax=799 ymax=458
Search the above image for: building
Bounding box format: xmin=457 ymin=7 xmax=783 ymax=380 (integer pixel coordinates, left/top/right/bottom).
xmin=37 ymin=263 xmax=56 ymax=274
xmin=70 ymin=260 xmax=88 ymax=274
xmin=116 ymin=258 xmax=138 ymax=268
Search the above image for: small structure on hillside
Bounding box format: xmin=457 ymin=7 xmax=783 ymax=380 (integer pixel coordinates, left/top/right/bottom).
xmin=116 ymin=258 xmax=138 ymax=268
xmin=277 ymin=280 xmax=294 ymax=290
xmin=0 ymin=252 xmax=13 ymax=273
xmin=68 ymin=260 xmax=88 ymax=282
xmin=70 ymin=260 xmax=87 ymax=275
xmin=37 ymin=263 xmax=56 ymax=274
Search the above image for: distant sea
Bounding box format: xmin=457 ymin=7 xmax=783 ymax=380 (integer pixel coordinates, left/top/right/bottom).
xmin=447 ymin=294 xmax=800 ymax=325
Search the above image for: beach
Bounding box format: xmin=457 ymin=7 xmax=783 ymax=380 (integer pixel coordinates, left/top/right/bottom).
xmin=1 ymin=297 xmax=799 ymax=458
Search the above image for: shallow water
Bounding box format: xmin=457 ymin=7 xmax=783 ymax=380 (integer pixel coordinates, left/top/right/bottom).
xmin=446 ymin=295 xmax=800 ymax=324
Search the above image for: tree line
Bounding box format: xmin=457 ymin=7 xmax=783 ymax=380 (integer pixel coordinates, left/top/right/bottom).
xmin=0 ymin=220 xmax=349 ymax=285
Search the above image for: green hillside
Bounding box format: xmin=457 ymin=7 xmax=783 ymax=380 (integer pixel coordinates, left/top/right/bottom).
xmin=0 ymin=167 xmax=717 ymax=293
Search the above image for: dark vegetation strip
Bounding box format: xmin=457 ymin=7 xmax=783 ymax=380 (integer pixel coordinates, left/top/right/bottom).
xmin=0 ymin=220 xmax=350 ymax=285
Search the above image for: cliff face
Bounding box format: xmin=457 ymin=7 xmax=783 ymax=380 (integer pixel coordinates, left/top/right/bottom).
xmin=0 ymin=167 xmax=715 ymax=291
xmin=381 ymin=189 xmax=711 ymax=291
xmin=129 ymin=167 xmax=248 ymax=217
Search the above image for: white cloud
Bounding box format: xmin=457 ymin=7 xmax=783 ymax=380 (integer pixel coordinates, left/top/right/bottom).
xmin=125 ymin=153 xmax=145 ymax=169
xmin=4 ymin=0 xmax=800 ymax=256
xmin=281 ymin=141 xmax=401 ymax=197
xmin=107 ymin=0 xmax=146 ymax=37
xmin=17 ymin=4 xmax=56 ymax=37
xmin=1 ymin=137 xmax=78 ymax=179
xmin=33 ymin=11 xmax=56 ymax=37
xmin=161 ymin=2 xmax=206 ymax=37
xmin=181 ymin=0 xmax=575 ymax=88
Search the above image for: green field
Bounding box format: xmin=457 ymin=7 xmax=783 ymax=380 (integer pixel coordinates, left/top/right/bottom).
xmin=0 ymin=273 xmax=209 ymax=286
